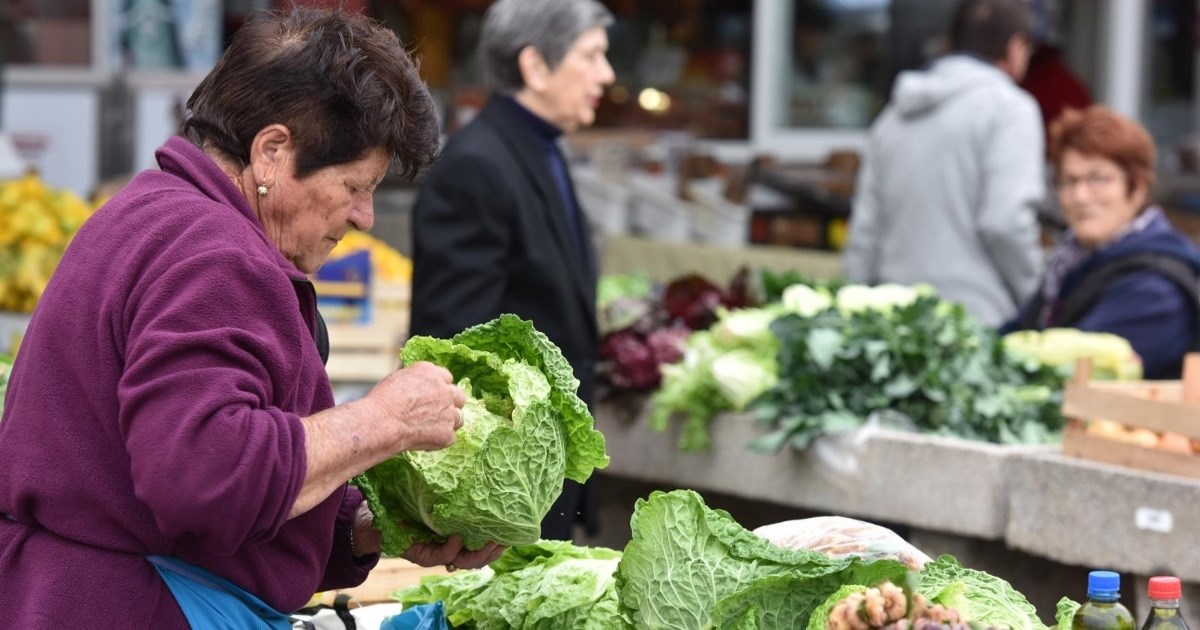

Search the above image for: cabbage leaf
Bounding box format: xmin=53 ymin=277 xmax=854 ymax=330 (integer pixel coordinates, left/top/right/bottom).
xmin=395 ymin=540 xmax=622 ymax=629
xmin=354 ymin=315 xmax=609 ymax=554
xmin=615 ymin=490 xmax=907 ymax=630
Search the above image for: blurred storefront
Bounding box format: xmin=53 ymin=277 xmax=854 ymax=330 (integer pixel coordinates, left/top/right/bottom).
xmin=0 ymin=1 xmax=1194 ymax=206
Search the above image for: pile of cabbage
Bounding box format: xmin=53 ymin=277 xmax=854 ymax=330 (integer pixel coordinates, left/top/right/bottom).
xmin=397 ymin=489 xmax=1074 ymax=630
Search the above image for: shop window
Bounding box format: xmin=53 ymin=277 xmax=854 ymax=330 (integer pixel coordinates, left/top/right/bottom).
xmin=1144 ymin=0 xmax=1196 ymax=150
xmin=600 ymin=0 xmax=752 ymax=139
xmin=379 ymin=0 xmax=753 ymax=140
xmin=2 ymin=0 xmax=93 ymax=67
xmin=783 ymin=0 xmax=890 ymax=130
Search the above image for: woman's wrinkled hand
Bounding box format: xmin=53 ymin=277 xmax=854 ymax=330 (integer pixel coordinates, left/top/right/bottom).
xmin=366 ymin=361 xmax=467 ymax=452
xmin=402 ymin=535 xmax=506 ymax=572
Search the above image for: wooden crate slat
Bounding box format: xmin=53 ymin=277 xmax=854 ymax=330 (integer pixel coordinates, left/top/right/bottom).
xmin=1081 ymin=380 xmax=1182 ymax=399
xmin=1061 ymin=425 xmax=1200 ymax=479
xmin=1062 ymin=382 xmax=1200 ymax=438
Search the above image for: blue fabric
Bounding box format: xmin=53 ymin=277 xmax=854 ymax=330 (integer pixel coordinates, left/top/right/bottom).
xmin=147 ymin=555 xmax=292 ymax=630
xmin=1004 ymin=210 xmax=1200 ymax=378
xmin=1056 ymin=210 xmax=1200 ymax=296
xmin=1069 ymin=270 xmax=1195 ymax=379
xmin=381 ymin=601 xmax=450 ymax=630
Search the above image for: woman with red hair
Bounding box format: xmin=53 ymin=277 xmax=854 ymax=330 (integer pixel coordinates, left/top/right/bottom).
xmin=1003 ymin=106 xmax=1200 ymax=378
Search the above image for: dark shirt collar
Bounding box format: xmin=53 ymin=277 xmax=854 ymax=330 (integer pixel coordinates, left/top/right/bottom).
xmin=497 ymin=95 xmax=563 ymax=143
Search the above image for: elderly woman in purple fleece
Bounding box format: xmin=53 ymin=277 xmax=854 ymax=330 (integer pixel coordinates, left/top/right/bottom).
xmin=0 ymin=8 xmax=503 ymax=629
xmin=1002 ymin=106 xmax=1200 ymax=379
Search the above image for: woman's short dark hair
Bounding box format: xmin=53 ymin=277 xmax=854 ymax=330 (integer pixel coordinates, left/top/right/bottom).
xmin=184 ymin=8 xmax=439 ymax=180
xmin=949 ymin=0 xmax=1032 ymax=61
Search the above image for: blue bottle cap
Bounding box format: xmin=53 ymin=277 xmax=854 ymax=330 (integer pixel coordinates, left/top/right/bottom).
xmin=1088 ymin=571 xmax=1121 ymax=598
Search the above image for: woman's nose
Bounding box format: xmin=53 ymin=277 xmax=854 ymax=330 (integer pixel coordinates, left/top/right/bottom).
xmin=350 ymin=200 xmax=374 ymax=232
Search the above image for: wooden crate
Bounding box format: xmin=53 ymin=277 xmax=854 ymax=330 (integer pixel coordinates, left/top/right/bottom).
xmin=325 ymin=323 xmax=402 ymax=382
xmin=1061 ymin=354 xmax=1200 ymax=478
xmin=317 ymin=280 xmax=411 ymax=383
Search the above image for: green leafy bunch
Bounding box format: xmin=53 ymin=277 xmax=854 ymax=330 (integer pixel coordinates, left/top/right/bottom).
xmin=750 ymin=293 xmax=1064 ymax=452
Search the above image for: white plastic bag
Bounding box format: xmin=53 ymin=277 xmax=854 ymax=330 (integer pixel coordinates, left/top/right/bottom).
xmin=754 ymin=515 xmax=931 ymax=570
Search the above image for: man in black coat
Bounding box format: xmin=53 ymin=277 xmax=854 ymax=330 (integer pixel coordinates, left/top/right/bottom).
xmin=409 ymin=0 xmax=615 ymax=540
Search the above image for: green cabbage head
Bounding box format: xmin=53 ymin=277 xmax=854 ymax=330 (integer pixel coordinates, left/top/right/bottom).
xmin=353 ymin=315 xmax=609 ymax=554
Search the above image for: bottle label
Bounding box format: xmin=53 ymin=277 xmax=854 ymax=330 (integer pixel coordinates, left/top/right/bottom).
xmin=1135 ymin=506 xmax=1174 ymax=533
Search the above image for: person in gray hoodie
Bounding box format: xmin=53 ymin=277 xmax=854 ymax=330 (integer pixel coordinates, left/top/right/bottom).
xmin=843 ymin=0 xmax=1044 ymax=327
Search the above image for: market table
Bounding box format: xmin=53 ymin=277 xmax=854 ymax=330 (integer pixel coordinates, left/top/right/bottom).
xmin=589 ymin=397 xmax=1200 ymax=619
xmin=592 ymin=398 xmax=1046 ymax=540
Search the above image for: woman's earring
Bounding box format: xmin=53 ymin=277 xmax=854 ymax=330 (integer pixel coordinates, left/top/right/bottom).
xmin=257 ymin=184 xmax=269 ymax=197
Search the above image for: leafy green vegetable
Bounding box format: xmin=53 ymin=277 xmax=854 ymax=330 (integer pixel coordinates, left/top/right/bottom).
xmin=835 ymin=283 xmax=925 ymax=314
xmin=651 ymin=305 xmax=783 ymax=451
xmin=615 ymin=490 xmax=907 ymax=630
xmin=598 ymin=272 xmax=653 ymax=309
xmin=1003 ymin=328 xmax=1142 ymax=381
xmin=653 ymin=283 xmax=1064 ymax=453
xmin=395 ymin=540 xmax=623 ymax=629
xmin=650 ymin=331 xmax=738 ymax=451
xmin=760 ymin=269 xmax=845 ymax=304
xmin=781 ymin=284 xmax=833 ymax=317
xmin=752 ymin=289 xmax=1064 ymax=452
xmin=710 ymin=349 xmax=778 ymax=411
xmin=1056 ymin=597 xmax=1082 ymax=630
xmin=917 ymin=555 xmax=1045 ymax=630
xmin=395 ymin=567 xmax=496 ymax=627
xmin=354 ymin=315 xmax=609 ymax=554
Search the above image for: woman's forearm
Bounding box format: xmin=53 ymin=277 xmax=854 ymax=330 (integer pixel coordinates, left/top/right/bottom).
xmin=290 ymin=397 xmax=403 ymax=519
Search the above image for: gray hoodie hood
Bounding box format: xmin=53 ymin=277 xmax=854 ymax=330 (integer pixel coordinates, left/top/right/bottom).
xmin=892 ymin=54 xmax=1014 ymax=119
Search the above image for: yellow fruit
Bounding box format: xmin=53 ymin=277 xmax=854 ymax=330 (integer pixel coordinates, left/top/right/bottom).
xmin=1126 ymin=428 xmax=1160 ymax=449
xmin=1086 ymin=419 xmax=1129 ymax=441
xmin=0 ymin=173 xmax=99 ymax=312
xmin=328 ymin=231 xmax=412 ymax=282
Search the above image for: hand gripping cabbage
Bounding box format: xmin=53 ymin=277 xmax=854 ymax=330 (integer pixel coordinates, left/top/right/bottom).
xmin=354 ymin=315 xmax=610 ymax=554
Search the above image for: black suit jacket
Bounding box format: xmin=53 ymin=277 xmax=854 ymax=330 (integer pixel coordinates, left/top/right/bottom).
xmin=410 ymin=97 xmax=599 ymax=405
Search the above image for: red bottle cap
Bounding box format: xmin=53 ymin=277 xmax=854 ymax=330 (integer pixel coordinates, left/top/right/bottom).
xmin=1149 ymin=576 xmax=1182 ymax=600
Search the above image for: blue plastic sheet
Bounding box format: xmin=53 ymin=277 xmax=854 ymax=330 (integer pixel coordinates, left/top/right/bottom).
xmin=380 ymin=601 xmax=449 ymax=630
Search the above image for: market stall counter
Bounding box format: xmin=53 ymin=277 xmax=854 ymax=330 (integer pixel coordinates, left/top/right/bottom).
xmin=592 ymin=398 xmax=1051 ymax=541
xmin=1006 ymin=451 xmax=1200 ymax=582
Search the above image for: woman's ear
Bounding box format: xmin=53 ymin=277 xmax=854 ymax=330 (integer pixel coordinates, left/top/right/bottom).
xmin=249 ymin=124 xmax=293 ymax=188
xmin=1129 ymin=179 xmax=1150 ymax=208
xmin=517 ymin=46 xmax=551 ymax=93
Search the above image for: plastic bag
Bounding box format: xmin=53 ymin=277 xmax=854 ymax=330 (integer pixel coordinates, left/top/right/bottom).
xmin=753 ymin=516 xmax=931 ymax=570
xmin=379 ymin=602 xmax=449 ymax=630
xmin=809 ymin=409 xmax=916 ymax=481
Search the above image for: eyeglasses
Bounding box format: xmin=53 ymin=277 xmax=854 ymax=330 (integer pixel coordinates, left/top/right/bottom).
xmin=1056 ymin=172 xmax=1120 ymax=192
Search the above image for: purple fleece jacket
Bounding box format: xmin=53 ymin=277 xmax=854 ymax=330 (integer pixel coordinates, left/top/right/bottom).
xmin=0 ymin=136 xmax=376 ymax=628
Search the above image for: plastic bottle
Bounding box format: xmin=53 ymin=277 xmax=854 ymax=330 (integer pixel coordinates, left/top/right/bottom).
xmin=1073 ymin=571 xmax=1135 ymax=630
xmin=1141 ymin=576 xmax=1190 ymax=630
